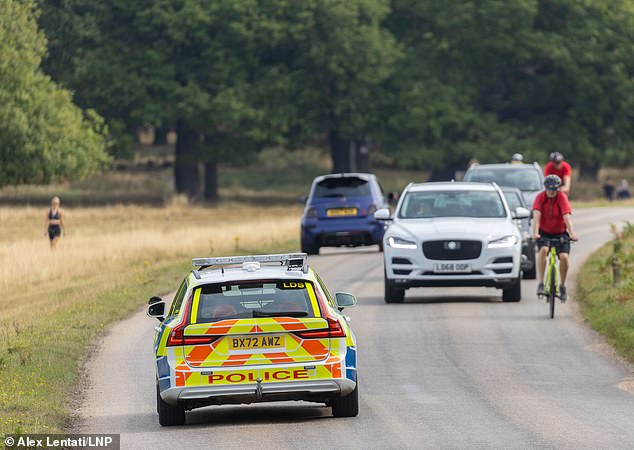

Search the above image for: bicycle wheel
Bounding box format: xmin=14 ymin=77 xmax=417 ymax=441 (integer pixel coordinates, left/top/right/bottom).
xmin=549 ymin=264 xmax=557 ymax=319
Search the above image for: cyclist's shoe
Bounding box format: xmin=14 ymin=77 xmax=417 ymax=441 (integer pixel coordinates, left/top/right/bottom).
xmin=536 ymin=282 xmax=545 ymax=296
xmin=559 ymin=284 xmax=567 ymax=302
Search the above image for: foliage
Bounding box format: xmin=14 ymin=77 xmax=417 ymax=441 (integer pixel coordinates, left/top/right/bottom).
xmin=0 ymin=0 xmax=108 ymax=187
xmin=577 ymin=231 xmax=634 ymax=365
xmin=34 ymin=0 xmax=634 ymax=178
xmin=382 ymin=0 xmax=634 ymax=175
xmin=0 ymin=203 xmax=299 ymax=434
xmin=254 ymin=0 xmax=398 ymax=138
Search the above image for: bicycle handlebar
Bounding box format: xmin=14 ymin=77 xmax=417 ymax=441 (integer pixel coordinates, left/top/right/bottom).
xmin=538 ymin=236 xmax=570 ymax=244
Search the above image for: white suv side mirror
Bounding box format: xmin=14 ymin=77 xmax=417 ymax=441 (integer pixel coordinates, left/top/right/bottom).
xmin=374 ymin=208 xmax=391 ymax=220
xmin=513 ymin=207 xmax=530 ymax=219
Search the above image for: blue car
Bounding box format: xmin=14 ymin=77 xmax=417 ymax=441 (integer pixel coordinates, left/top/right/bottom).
xmin=301 ymin=173 xmax=388 ymax=255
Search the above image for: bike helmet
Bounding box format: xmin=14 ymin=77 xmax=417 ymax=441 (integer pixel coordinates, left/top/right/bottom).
xmin=544 ymin=174 xmax=562 ymax=190
xmin=511 ymin=153 xmax=523 ymax=162
xmin=549 ymin=152 xmax=564 ymax=163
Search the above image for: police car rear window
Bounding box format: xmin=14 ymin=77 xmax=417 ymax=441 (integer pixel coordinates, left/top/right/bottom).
xmin=314 ymin=177 xmax=371 ymax=198
xmin=195 ymin=281 xmax=317 ymax=322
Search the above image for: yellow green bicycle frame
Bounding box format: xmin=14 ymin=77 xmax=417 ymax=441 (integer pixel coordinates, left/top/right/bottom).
xmin=543 ymin=246 xmax=559 ymax=295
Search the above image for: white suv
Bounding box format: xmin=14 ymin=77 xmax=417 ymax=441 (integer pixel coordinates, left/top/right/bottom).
xmin=376 ymin=182 xmax=528 ymax=303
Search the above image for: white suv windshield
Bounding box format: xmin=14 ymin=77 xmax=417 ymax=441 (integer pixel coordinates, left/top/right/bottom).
xmin=399 ymin=190 xmax=506 ymax=218
xmin=465 ymin=168 xmax=542 ymax=191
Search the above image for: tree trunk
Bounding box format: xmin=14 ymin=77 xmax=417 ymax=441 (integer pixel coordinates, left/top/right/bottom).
xmin=174 ymin=120 xmax=200 ymax=198
xmin=330 ymin=129 xmax=351 ymax=173
xmin=153 ymin=126 xmax=168 ymax=146
xmin=428 ymin=164 xmax=461 ymax=182
xmin=355 ymin=137 xmax=371 ymax=172
xmin=578 ymin=162 xmax=600 ymax=181
xmin=204 ymin=160 xmax=219 ymax=202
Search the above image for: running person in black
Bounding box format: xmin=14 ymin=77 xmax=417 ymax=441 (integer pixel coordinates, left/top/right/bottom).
xmin=44 ymin=196 xmax=65 ymax=249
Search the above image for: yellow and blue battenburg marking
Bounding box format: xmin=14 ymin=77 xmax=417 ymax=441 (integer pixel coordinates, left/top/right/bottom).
xmin=154 ymin=269 xmax=357 ymax=394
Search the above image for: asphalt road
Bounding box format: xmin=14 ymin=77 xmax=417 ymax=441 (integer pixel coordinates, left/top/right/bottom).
xmin=76 ymin=207 xmax=634 ymax=450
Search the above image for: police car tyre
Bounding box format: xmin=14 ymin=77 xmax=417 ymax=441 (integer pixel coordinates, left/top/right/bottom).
xmin=157 ymin=384 xmax=185 ymax=426
xmin=502 ymin=276 xmax=522 ymax=302
xmin=384 ymin=272 xmax=405 ymax=303
xmin=331 ymin=382 xmax=359 ymax=417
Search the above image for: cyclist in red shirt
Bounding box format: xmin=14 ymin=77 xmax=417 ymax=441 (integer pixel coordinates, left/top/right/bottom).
xmin=544 ymin=152 xmax=572 ymax=194
xmin=532 ymin=175 xmax=578 ymax=301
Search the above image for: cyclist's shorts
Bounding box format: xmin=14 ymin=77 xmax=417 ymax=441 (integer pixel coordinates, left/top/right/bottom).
xmin=537 ymin=231 xmax=570 ymax=254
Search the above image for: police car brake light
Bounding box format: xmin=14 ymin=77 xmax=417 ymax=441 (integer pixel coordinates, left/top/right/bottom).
xmin=165 ymin=292 xmax=219 ymax=346
xmin=166 ymin=326 xmax=219 ymax=346
xmin=294 ymin=316 xmax=345 ymax=339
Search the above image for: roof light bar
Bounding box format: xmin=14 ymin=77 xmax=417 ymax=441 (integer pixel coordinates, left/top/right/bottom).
xmin=192 ymin=253 xmax=308 ymax=272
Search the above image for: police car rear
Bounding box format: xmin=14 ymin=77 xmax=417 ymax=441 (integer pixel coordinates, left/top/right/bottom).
xmin=147 ymin=253 xmax=358 ymax=425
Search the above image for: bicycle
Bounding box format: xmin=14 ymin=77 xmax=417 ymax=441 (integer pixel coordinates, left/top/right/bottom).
xmin=537 ymin=236 xmax=570 ymax=318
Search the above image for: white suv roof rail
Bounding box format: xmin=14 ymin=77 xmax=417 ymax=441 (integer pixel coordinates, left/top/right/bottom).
xmin=192 ymin=253 xmax=309 ymax=275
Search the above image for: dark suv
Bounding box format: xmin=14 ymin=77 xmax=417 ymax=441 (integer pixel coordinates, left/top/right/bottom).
xmin=463 ymin=162 xmax=544 ymax=207
xmin=501 ymin=186 xmax=537 ymax=279
xmin=301 ymin=173 xmax=388 ymax=255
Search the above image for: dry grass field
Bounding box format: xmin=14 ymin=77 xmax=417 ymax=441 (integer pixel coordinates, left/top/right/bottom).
xmin=0 ymin=203 xmax=301 ymax=435
xmin=0 ymin=203 xmax=301 ymax=301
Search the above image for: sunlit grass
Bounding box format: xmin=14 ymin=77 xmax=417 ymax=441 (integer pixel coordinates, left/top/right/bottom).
xmin=577 ymin=234 xmax=634 ymax=365
xmin=0 ymin=203 xmax=301 ymax=435
xmin=0 ymin=204 xmax=301 ymax=303
xmin=571 ymin=198 xmax=634 ymax=209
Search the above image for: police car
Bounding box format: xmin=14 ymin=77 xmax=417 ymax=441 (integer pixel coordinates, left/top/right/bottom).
xmin=147 ymin=253 xmax=359 ymax=426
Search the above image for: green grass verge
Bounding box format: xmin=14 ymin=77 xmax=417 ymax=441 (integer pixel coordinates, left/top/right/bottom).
xmin=0 ymin=239 xmax=297 ymax=437
xmin=571 ymin=198 xmax=634 ymax=209
xmin=576 ymin=234 xmax=634 ymax=364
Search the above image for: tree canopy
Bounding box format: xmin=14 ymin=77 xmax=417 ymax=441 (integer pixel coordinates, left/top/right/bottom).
xmin=33 ymin=0 xmax=634 ymax=192
xmin=0 ymin=0 xmax=107 ymax=187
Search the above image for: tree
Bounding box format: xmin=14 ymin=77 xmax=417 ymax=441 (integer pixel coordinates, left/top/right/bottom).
xmin=41 ymin=0 xmax=276 ymax=200
xmin=254 ymin=0 xmax=399 ymax=173
xmin=379 ymin=0 xmax=541 ymax=178
xmin=382 ymin=0 xmax=634 ymax=179
xmin=35 ymin=0 xmax=634 ymax=188
xmin=0 ymin=0 xmax=107 ymax=187
xmin=524 ymin=0 xmax=634 ymax=179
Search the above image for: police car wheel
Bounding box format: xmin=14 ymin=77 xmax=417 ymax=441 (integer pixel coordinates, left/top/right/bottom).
xmin=331 ymin=383 xmax=359 ymax=417
xmin=157 ymin=384 xmax=186 ymax=426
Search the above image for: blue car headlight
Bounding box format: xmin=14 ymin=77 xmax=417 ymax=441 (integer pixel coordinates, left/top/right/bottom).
xmin=387 ymin=236 xmax=417 ymax=249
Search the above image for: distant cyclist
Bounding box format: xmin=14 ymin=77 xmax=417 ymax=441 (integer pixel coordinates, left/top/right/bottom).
xmin=510 ymin=153 xmax=524 ymax=164
xmin=544 ymin=152 xmax=572 ymax=194
xmin=533 ymin=175 xmax=578 ymax=301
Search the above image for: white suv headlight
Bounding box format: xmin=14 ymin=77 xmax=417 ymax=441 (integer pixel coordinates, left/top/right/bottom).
xmin=487 ymin=235 xmax=518 ymax=248
xmin=387 ymin=236 xmax=417 ymax=249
